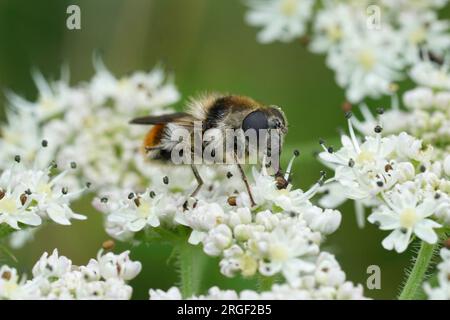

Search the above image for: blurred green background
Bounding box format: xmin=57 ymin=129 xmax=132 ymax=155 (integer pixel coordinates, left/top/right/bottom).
xmin=0 ymin=0 xmax=449 ymax=299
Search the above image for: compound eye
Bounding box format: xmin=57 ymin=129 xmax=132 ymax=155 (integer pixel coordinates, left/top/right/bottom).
xmin=242 ymin=110 xmax=269 ymax=133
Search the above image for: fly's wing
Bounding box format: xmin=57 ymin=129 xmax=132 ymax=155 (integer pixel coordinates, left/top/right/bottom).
xmin=129 ymin=112 xmax=189 ymax=125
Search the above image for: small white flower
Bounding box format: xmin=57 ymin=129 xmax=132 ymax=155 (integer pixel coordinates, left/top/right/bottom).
xmin=108 ymin=190 xmax=164 ymax=232
xmin=227 ymin=207 xmax=252 ymax=228
xmin=32 ymin=249 xmax=72 ymax=278
xmin=0 ymin=187 xmax=41 ymax=229
xmin=203 ymin=224 xmax=233 ymax=256
xmin=410 ymin=60 xmax=450 ymax=90
xmin=149 ymin=287 xmax=182 ymax=300
xmin=252 ymin=219 xmax=319 ymax=285
xmin=368 ymin=187 xmax=441 ymax=253
xmin=424 ymin=248 xmax=450 ymax=300
xmin=326 ymin=27 xmax=403 ymax=102
xmin=245 ymin=0 xmax=314 ymax=43
xmin=303 ymin=207 xmax=342 ymax=235
xmin=97 ymin=250 xmax=142 ymax=281
xmin=175 ymin=201 xmax=225 ymax=245
xmin=403 ymin=87 xmax=435 ymax=109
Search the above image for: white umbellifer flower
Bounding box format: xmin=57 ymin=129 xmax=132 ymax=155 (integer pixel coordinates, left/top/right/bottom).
xmin=410 ymin=60 xmax=450 ymax=90
xmin=106 ymin=189 xmax=165 ymax=233
xmin=245 ymin=0 xmax=314 ymax=43
xmin=149 ymin=287 xmax=183 ymax=300
xmin=326 ymin=27 xmax=403 ymax=103
xmin=424 ymin=248 xmax=450 ymax=300
xmin=309 ymin=4 xmax=354 ymax=54
xmin=0 ymin=154 xmax=85 ymax=232
xmin=368 ymin=187 xmax=441 ymax=253
xmin=320 ymin=121 xmax=394 ymax=200
xmin=0 ymin=61 xmax=181 ymax=200
xmin=32 ymin=249 xmax=72 ymax=278
xmin=380 ymin=0 xmax=449 ymax=10
xmin=203 ymin=224 xmax=233 ymax=256
xmin=175 ymin=201 xmax=225 ymax=245
xmin=302 ymin=207 xmax=341 ymax=235
xmin=0 ymin=266 xmax=39 ymax=299
xmin=0 ymin=249 xmax=141 ymax=300
xmin=25 ymin=169 xmax=86 ymax=225
xmin=351 ymin=102 xmax=410 ymax=137
xmin=251 ymin=218 xmax=319 ymax=285
xmin=97 ymin=250 xmax=142 ymax=281
xmin=0 ymin=186 xmax=41 ymax=229
xmin=403 ymin=87 xmax=435 ymax=110
xmin=149 ymin=252 xmax=367 ymax=300
xmin=398 ymin=11 xmax=450 ymax=64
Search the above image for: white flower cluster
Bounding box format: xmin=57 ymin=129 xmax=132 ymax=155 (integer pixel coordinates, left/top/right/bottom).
xmin=244 ymin=0 xmax=450 ymax=102
xmin=319 ymin=111 xmax=450 ymax=253
xmin=99 ymin=152 xmax=359 ymax=295
xmin=0 ymin=60 xmax=180 ymax=194
xmin=0 ymin=151 xmax=85 ymax=233
xmin=354 ymin=60 xmax=450 ymax=156
xmin=0 ymin=249 xmax=141 ymax=300
xmin=149 ymin=252 xmax=365 ymax=300
xmin=424 ymin=247 xmax=450 ymax=300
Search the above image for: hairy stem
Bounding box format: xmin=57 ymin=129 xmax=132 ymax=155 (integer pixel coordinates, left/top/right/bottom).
xmin=175 ymin=242 xmax=205 ymax=298
xmin=398 ymin=241 xmax=437 ymax=300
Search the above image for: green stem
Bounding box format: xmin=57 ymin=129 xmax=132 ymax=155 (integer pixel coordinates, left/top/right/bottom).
xmin=257 ymin=275 xmax=276 ymax=292
xmin=398 ymin=241 xmax=437 ymax=300
xmin=176 ymin=242 xmax=205 ymax=298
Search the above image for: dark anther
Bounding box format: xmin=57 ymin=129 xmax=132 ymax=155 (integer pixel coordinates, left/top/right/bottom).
xmin=149 ymin=191 xmax=156 ymax=198
xmin=420 ymin=165 xmax=426 ymax=173
xmin=86 ymin=182 xmax=92 ymax=188
xmin=1 ymin=271 xmax=12 ymax=280
xmin=41 ymin=140 xmax=48 ymax=147
xmin=293 ymin=149 xmax=300 ymax=157
xmin=374 ymin=125 xmax=383 ymax=133
xmin=319 ymin=138 xmax=325 ymax=145
xmin=14 ymin=155 xmax=21 ymax=163
xmin=344 ymin=111 xmax=353 ymax=119
xmin=435 ymin=193 xmax=441 ymax=199
xmin=134 ymin=198 xmax=141 ymax=207
xmin=61 ymin=187 xmax=68 ymax=195
xmin=348 ymin=158 xmax=355 ymax=167
xmin=226 ymin=172 xmax=233 ymax=179
xmin=128 ymin=192 xmax=135 ymax=199
xmin=400 ymin=227 xmax=408 ymax=234
xmin=227 ymin=196 xmax=237 ymax=206
xmin=20 ymin=193 xmax=27 ymax=205
xmin=376 ymin=181 xmax=384 ymax=187
xmin=385 ymin=164 xmax=393 ymax=172
xmin=100 ymin=197 xmax=108 ymax=203
xmin=25 ymin=189 xmax=32 ymax=195
xmin=163 ymin=176 xmax=169 ymax=185
xmin=327 ymin=146 xmax=334 ymax=153
xmin=70 ymin=162 xmax=77 ymax=169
